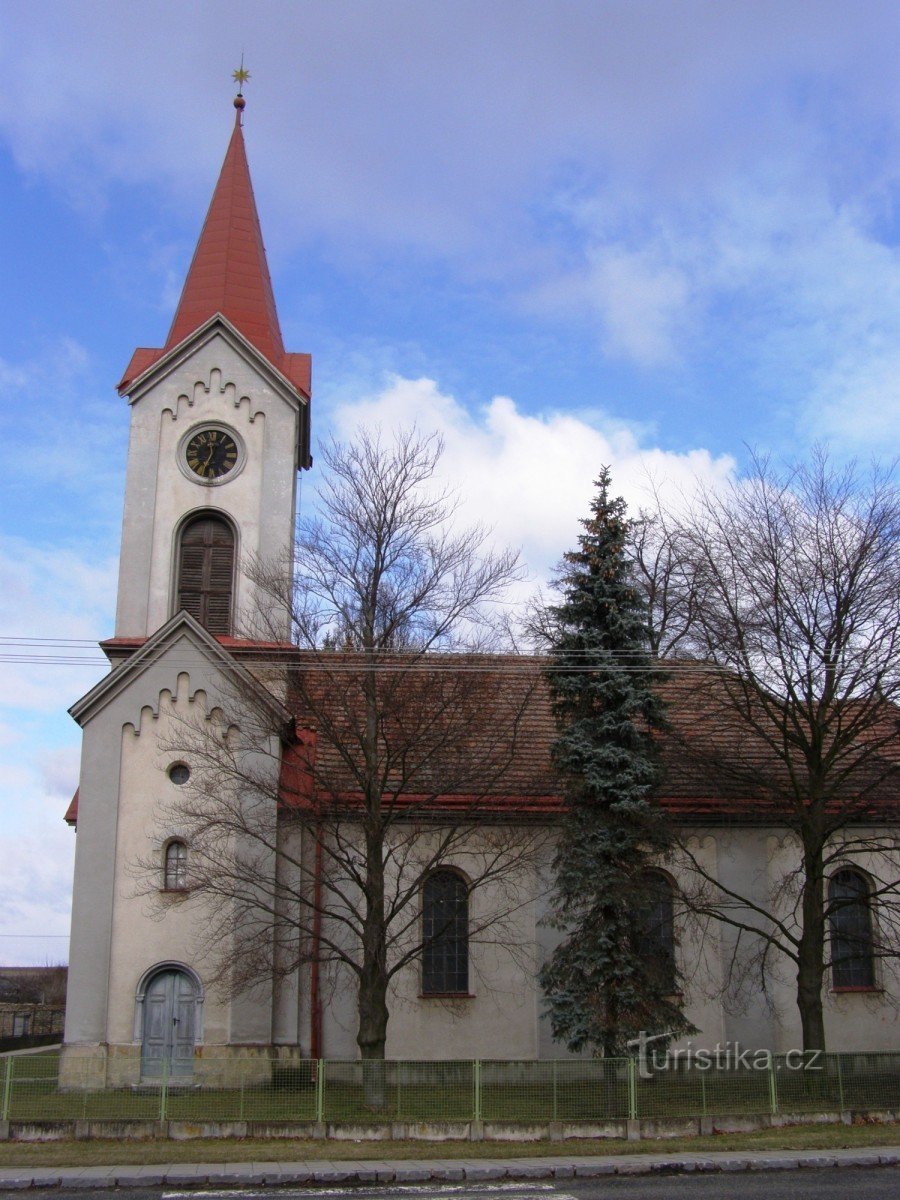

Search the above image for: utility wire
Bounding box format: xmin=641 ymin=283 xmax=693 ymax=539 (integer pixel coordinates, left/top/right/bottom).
xmin=0 ymin=655 xmax=724 ymax=675
xmin=0 ymin=636 xmax=723 ymax=672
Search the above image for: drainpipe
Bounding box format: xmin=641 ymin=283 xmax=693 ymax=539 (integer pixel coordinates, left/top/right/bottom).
xmin=310 ymin=825 xmax=324 ymax=1060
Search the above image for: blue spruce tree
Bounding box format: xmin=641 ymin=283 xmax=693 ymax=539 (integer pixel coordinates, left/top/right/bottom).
xmin=540 ymin=469 xmax=694 ymax=1056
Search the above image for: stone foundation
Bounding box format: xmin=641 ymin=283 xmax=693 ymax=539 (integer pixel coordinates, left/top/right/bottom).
xmin=60 ymin=1043 xmax=309 ymax=1088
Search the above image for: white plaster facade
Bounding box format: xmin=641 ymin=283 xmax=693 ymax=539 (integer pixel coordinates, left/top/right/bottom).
xmin=61 ymin=113 xmax=898 ymax=1091
xmin=63 ymin=308 xmax=309 ymax=1085
xmin=114 ymin=318 xmax=304 ymax=641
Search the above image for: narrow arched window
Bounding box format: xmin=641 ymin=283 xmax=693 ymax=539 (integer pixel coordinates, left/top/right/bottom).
xmin=637 ymin=871 xmax=677 ymax=993
xmin=422 ymin=870 xmax=469 ymax=995
xmin=164 ymin=841 xmax=188 ymax=891
xmin=829 ymin=868 xmax=875 ymax=989
xmin=177 ymin=515 xmax=234 ymax=634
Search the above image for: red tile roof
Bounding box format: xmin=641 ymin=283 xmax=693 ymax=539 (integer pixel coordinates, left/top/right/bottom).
xmin=117 ymin=111 xmax=312 ymax=425
xmin=64 ymin=789 xmax=78 ymax=826
xmin=276 ymin=655 xmax=900 ymax=824
xmin=67 ymin=648 xmax=900 ymax=827
xmin=164 ymin=114 xmax=284 ymax=366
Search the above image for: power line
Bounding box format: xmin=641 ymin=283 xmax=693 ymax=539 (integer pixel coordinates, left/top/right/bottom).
xmin=0 ymin=636 xmax=724 ymax=673
xmin=0 ymin=656 xmax=723 ymax=676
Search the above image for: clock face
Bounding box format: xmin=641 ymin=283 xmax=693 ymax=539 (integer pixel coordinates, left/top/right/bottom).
xmin=184 ymin=428 xmax=239 ymax=480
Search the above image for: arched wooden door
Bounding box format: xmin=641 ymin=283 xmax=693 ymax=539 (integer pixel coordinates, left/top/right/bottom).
xmin=141 ymin=968 xmax=197 ymax=1078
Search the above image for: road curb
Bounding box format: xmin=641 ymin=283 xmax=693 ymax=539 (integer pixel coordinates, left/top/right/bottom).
xmin=0 ymin=1147 xmax=896 ymax=1189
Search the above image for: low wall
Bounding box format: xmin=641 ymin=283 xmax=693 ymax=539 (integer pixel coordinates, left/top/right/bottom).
xmin=2 ymin=1108 xmax=896 ymax=1142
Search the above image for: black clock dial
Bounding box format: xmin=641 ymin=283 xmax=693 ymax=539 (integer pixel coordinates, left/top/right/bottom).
xmin=185 ymin=429 xmax=239 ymax=480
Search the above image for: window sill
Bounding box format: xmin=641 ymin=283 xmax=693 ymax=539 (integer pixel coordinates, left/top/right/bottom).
xmin=420 ymin=992 xmax=474 ymax=1000
xmin=831 ymin=985 xmax=881 ymax=993
xmin=159 ymin=888 xmax=190 ymax=896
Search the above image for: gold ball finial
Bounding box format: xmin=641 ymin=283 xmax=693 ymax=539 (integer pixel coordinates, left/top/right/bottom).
xmin=232 ymin=58 xmax=250 ymax=121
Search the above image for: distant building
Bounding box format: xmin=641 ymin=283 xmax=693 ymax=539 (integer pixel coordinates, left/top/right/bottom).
xmin=0 ymin=967 xmax=66 ymax=1046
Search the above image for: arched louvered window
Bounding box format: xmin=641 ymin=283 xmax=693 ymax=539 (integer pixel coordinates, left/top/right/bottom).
xmin=422 ymin=870 xmax=469 ymax=995
xmin=637 ymin=871 xmax=677 ymax=994
xmin=829 ymin=869 xmax=876 ymax=989
xmin=177 ymin=515 xmax=234 ymax=634
xmin=163 ymin=841 xmax=187 ymax=891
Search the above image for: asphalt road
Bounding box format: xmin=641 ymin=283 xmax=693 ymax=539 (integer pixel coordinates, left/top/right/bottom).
xmin=3 ymin=1169 xmax=898 ymax=1200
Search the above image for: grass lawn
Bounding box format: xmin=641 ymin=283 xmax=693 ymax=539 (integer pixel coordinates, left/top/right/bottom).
xmin=0 ymin=1120 xmax=894 ymax=1167
xmin=8 ymin=1066 xmax=896 ymax=1124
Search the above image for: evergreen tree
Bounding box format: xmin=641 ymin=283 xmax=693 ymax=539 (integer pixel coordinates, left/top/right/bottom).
xmin=540 ymin=469 xmax=694 ymax=1056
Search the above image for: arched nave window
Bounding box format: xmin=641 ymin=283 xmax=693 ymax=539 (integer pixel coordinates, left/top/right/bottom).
xmin=829 ymin=868 xmax=876 ymax=989
xmin=177 ymin=515 xmax=234 ymax=635
xmin=637 ymin=870 xmax=677 ymax=994
xmin=163 ymin=840 xmax=188 ymax=891
xmin=422 ymin=869 xmax=469 ymax=995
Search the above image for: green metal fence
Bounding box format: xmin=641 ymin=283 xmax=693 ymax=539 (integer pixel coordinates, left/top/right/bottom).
xmin=1 ymin=1051 xmax=898 ymax=1125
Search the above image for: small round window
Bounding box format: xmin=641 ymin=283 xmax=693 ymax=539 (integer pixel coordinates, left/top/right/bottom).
xmin=168 ymin=763 xmax=190 ymax=786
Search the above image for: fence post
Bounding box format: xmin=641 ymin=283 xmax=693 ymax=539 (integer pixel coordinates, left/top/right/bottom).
xmin=473 ymin=1060 xmax=481 ymax=1122
xmin=315 ymin=1060 xmax=325 ymax=1124
xmin=159 ymin=1056 xmax=169 ymax=1123
xmin=767 ymin=1055 xmax=778 ymax=1116
xmin=700 ymin=1070 xmax=707 ymax=1117
xmin=552 ymin=1061 xmax=558 ymax=1121
xmin=627 ymin=1057 xmax=637 ymax=1121
xmin=835 ymin=1054 xmax=845 ymax=1112
xmin=1 ymin=1056 xmax=12 ymax=1122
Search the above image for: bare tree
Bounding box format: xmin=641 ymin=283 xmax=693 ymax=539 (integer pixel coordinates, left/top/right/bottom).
xmin=630 ymin=501 xmax=702 ymax=659
xmin=147 ymin=429 xmax=550 ymax=1063
xmin=635 ymin=452 xmax=900 ymax=1051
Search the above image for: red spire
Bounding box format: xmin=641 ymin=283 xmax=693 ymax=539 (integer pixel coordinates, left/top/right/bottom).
xmin=118 ymin=94 xmax=311 ymax=464
xmin=164 ymin=108 xmax=285 ymax=364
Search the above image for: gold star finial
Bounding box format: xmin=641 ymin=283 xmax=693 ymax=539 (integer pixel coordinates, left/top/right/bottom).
xmin=233 ymin=58 xmax=250 ymax=95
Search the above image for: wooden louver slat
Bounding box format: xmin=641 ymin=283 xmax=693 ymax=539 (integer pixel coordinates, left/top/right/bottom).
xmin=177 ymin=516 xmax=234 ymax=635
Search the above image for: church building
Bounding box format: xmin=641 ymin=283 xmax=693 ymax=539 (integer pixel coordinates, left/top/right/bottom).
xmin=61 ymin=94 xmax=898 ymax=1086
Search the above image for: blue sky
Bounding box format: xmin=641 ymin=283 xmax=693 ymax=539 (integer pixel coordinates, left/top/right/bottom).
xmin=3 ymin=0 xmax=900 ymax=964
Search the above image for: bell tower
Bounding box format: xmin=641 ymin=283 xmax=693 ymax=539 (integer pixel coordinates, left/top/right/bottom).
xmin=113 ymin=89 xmax=311 ymax=642
xmin=63 ymin=84 xmax=311 ymax=1080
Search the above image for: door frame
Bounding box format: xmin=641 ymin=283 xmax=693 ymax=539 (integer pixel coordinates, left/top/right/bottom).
xmin=134 ymin=961 xmax=204 ymax=1073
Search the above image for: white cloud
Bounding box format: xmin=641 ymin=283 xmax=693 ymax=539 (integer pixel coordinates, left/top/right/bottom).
xmin=4 ymin=1 xmax=900 ymax=260
xmin=584 ymin=247 xmax=691 ymax=367
xmin=0 ymin=822 xmax=74 ymax=967
xmin=0 ymin=539 xmax=116 ymax=713
xmin=0 ymin=538 xmax=114 ymax=965
xmin=326 ymin=375 xmax=735 ymax=584
xmin=0 ymin=737 xmax=80 ymax=968
xmin=5 ymin=5 xmax=900 ymax=455
xmin=0 ymin=341 xmax=123 ymax=502
xmin=537 ymin=173 xmax=900 ymax=448
xmin=42 ymin=746 xmax=82 ymax=803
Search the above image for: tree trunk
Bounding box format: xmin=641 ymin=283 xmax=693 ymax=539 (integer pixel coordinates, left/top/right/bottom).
xmin=357 ymin=952 xmax=389 ymax=1110
xmin=357 ymin=821 xmax=390 ymax=1109
xmin=357 ymin=960 xmax=389 ymax=1060
xmin=356 ymin=641 xmax=390 ymax=1075
xmin=797 ymin=844 xmax=827 ymax=1053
